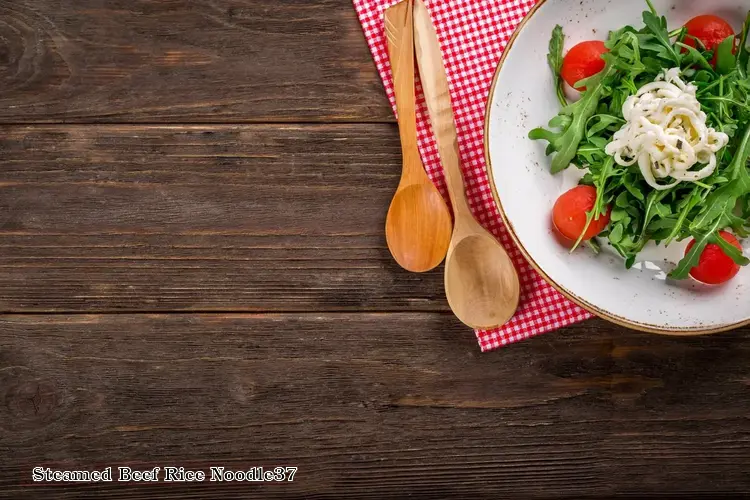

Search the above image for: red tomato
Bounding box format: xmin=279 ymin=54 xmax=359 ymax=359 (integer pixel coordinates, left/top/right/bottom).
xmin=560 ymin=41 xmax=608 ymax=90
xmin=685 ymin=230 xmax=743 ymax=285
xmin=683 ymin=15 xmax=736 ymax=66
xmin=552 ymin=185 xmax=611 ymax=242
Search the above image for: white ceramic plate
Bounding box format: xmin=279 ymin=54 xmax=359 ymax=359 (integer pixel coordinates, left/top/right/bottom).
xmin=485 ymin=0 xmax=750 ymax=334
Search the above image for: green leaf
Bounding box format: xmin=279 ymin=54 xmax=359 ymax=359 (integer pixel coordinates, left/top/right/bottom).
xmin=528 ymin=127 xmax=557 ymax=143
xmin=655 ymin=202 xmax=672 ymax=218
xmin=649 ymin=218 xmax=679 ymax=241
xmin=693 ymin=70 xmax=714 ymax=82
xmin=675 ymin=42 xmax=715 ymax=72
xmin=529 ymin=65 xmax=617 ymax=174
xmin=670 ymin=217 xmax=726 ymax=279
xmin=715 ymin=35 xmax=738 ymax=75
xmin=642 ymin=10 xmax=679 ymax=64
xmin=589 ymin=136 xmax=609 ymax=149
xmin=665 ymin=187 xmax=702 ymax=245
xmin=549 ymin=114 xmax=572 ymax=129
xmin=615 ymin=191 xmax=630 ymax=209
xmin=727 ymin=122 xmax=750 ymax=185
xmin=623 ymin=178 xmax=645 ymax=201
xmin=648 ymin=218 xmax=678 ymax=231
xmin=689 ymin=183 xmax=739 ymax=231
xmin=715 ymin=232 xmax=750 ymax=266
xmin=547 ymin=25 xmax=567 ymax=108
xmin=640 ymin=188 xmax=674 ymax=240
xmin=586 ymin=114 xmax=624 ymax=139
xmin=737 ymin=11 xmax=750 ymax=78
xmin=608 ymin=223 xmax=624 ymax=244
xmin=571 ymin=157 xmax=615 ymax=251
xmin=636 ymin=34 xmax=675 ymax=62
xmin=725 ymin=212 xmax=750 ymax=238
xmin=642 ymin=55 xmax=668 ymax=73
xmin=610 ymin=208 xmax=630 ymax=224
xmin=691 ymin=123 xmax=750 ymax=230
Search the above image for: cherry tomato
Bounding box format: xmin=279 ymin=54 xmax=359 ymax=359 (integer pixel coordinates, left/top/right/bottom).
xmin=685 ymin=230 xmax=743 ymax=285
xmin=552 ymin=185 xmax=611 ymax=242
xmin=684 ymin=15 xmax=735 ymax=51
xmin=683 ymin=15 xmax=736 ymax=66
xmin=560 ymin=41 xmax=608 ymax=90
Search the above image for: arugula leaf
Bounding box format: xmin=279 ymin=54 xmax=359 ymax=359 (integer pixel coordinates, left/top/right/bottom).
xmin=637 ymin=35 xmax=676 ymax=62
xmin=623 ymin=177 xmax=645 ymax=201
xmin=715 ymin=35 xmax=738 ymax=75
xmin=726 ymin=120 xmax=750 ymax=183
xmin=691 ymin=122 xmax=750 ymax=230
xmin=648 ymin=218 xmax=678 ymax=231
xmin=689 ymin=181 xmax=741 ymax=231
xmin=640 ymin=188 xmax=674 ymax=240
xmin=715 ymin=233 xmax=750 ymax=266
xmin=615 ymin=191 xmax=630 ymax=208
xmin=670 ymin=218 xmax=726 ymax=279
xmin=738 ymin=11 xmax=750 ymax=79
xmin=529 ymin=64 xmax=616 ymax=173
xmin=572 ymin=157 xmax=615 ymax=251
xmin=586 ymin=114 xmax=625 ymax=139
xmin=611 ymin=207 xmax=630 ymax=223
xmin=665 ymin=187 xmax=702 ymax=245
xmin=548 ymin=25 xmax=567 ymax=108
xmin=609 ymin=223 xmax=625 ymax=244
xmin=642 ymin=10 xmax=680 ymax=64
xmin=675 ymin=42 xmax=715 ymax=72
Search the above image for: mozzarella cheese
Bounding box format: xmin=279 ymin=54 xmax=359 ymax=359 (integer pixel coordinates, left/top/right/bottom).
xmin=604 ymin=68 xmax=729 ymax=191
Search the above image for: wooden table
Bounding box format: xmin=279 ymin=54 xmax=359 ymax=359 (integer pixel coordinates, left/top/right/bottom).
xmin=1 ymin=1 xmax=749 ymax=498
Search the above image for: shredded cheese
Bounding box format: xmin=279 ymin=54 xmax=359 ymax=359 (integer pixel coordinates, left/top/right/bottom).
xmin=604 ymin=68 xmax=729 ymax=191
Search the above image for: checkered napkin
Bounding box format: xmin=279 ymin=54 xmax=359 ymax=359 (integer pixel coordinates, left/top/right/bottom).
xmin=353 ymin=0 xmax=593 ymax=350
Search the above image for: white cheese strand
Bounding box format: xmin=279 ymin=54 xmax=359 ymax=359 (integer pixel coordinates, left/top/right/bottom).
xmin=604 ymin=68 xmax=729 ymax=191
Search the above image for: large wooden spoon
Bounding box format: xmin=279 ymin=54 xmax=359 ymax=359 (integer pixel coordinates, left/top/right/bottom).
xmin=384 ymin=0 xmax=452 ymax=273
xmin=413 ymin=0 xmax=520 ymax=329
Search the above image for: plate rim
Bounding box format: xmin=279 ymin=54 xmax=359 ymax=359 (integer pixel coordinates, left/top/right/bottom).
xmin=482 ymin=0 xmax=750 ymax=336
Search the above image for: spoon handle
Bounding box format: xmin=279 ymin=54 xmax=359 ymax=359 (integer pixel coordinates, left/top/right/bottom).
xmin=385 ymin=1 xmax=422 ymax=184
xmin=413 ymin=0 xmax=473 ymax=225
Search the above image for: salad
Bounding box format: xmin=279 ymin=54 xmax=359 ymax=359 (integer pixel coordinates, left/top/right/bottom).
xmin=530 ymin=1 xmax=750 ymax=285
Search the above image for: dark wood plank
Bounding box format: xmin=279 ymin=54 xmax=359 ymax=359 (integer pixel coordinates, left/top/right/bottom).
xmin=0 ymin=0 xmax=392 ymax=123
xmin=1 ymin=313 xmax=750 ymax=498
xmin=0 ymin=123 xmax=447 ymax=313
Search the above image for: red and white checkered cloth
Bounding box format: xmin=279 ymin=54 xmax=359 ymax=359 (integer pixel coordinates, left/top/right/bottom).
xmin=353 ymin=0 xmax=593 ymax=351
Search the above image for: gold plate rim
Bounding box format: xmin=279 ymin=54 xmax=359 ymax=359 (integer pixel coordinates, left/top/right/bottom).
xmin=482 ymin=0 xmax=750 ymax=336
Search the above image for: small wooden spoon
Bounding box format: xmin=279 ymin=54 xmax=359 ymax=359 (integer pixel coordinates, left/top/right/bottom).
xmin=413 ymin=0 xmax=520 ymax=329
xmin=384 ymin=0 xmax=452 ymax=273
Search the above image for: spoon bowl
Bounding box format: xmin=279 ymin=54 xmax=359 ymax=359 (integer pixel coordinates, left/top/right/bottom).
xmin=413 ymin=0 xmax=520 ymax=328
xmin=386 ymin=183 xmax=452 ymax=273
xmin=384 ymin=0 xmax=452 ymax=273
xmin=445 ymin=233 xmax=520 ymax=329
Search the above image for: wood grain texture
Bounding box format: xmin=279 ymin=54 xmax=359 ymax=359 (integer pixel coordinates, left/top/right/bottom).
xmin=1 ymin=314 xmax=750 ymax=498
xmin=0 ymin=123 xmax=449 ymax=312
xmin=3 ymin=1 xmax=748 ymax=498
xmin=0 ymin=0 xmax=392 ymax=123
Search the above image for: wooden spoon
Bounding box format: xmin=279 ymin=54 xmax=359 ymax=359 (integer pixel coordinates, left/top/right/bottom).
xmin=413 ymin=0 xmax=520 ymax=329
xmin=384 ymin=0 xmax=452 ymax=273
